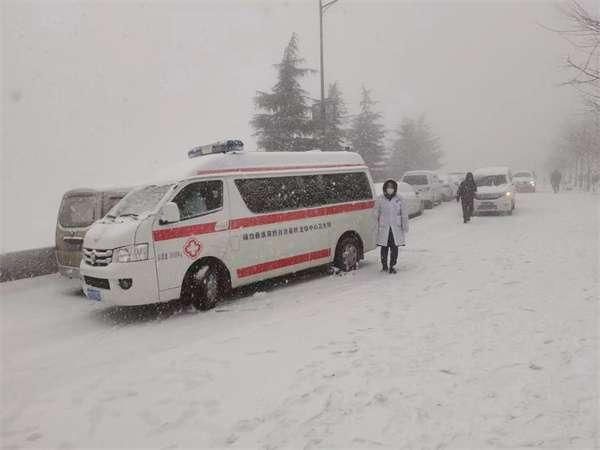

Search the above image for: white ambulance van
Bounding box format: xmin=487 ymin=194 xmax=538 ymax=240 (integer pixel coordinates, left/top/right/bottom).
xmin=80 ymin=141 xmax=377 ymax=309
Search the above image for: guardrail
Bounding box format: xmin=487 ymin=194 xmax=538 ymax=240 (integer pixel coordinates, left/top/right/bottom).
xmin=0 ymin=247 xmax=58 ymax=283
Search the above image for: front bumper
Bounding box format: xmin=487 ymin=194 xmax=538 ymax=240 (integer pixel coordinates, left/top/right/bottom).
xmin=80 ymin=259 xmax=160 ymax=306
xmin=516 ymin=184 xmax=535 ymax=192
xmin=474 ymin=196 xmax=513 ymax=213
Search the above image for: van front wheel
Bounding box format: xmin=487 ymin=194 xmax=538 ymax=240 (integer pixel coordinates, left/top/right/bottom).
xmin=334 ymin=236 xmax=360 ymax=272
xmin=183 ymin=264 xmax=221 ymax=310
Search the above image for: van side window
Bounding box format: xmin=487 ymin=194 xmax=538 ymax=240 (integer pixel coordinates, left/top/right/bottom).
xmin=173 ymin=180 xmax=223 ymax=221
xmin=322 ymin=172 xmax=372 ymax=203
xmin=235 ymin=172 xmax=372 ymax=214
xmin=235 ymin=177 xmax=301 ymax=213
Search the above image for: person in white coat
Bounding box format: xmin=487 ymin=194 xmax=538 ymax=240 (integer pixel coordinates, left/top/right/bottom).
xmin=376 ymin=179 xmax=409 ymax=274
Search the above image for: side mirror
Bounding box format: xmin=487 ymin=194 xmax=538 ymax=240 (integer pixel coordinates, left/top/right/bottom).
xmin=159 ymin=202 xmax=180 ymax=224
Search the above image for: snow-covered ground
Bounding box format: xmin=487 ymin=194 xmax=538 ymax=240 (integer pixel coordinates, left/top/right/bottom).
xmin=1 ymin=192 xmax=598 ymax=449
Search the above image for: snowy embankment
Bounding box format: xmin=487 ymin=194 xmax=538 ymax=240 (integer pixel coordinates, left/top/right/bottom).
xmin=1 ymin=192 xmax=598 ymax=449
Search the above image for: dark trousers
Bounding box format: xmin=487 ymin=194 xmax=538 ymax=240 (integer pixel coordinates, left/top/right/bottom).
xmin=461 ymin=198 xmax=474 ymax=221
xmin=380 ymin=228 xmax=398 ymax=268
xmin=552 ymin=182 xmax=560 ymax=193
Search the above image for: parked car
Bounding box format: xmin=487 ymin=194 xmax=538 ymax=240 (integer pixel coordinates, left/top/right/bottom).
xmin=80 ymin=142 xmax=377 ymax=308
xmin=374 ymin=181 xmax=424 ymax=217
xmin=473 ymin=167 xmax=516 ymax=215
xmin=56 ymin=187 xmax=130 ymax=278
xmin=513 ymin=170 xmax=536 ymax=193
xmin=437 ymin=174 xmax=457 ymax=201
xmin=401 ymin=170 xmax=443 ymax=209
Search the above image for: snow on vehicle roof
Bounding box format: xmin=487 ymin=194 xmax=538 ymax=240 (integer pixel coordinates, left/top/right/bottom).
xmin=155 ymin=150 xmax=368 ymax=183
xmin=403 ymin=170 xmax=437 ymax=175
xmin=473 ymin=166 xmax=511 ymax=176
xmin=62 ymin=187 xmax=131 ymax=196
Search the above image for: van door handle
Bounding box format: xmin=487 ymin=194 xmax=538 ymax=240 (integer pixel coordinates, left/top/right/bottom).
xmin=214 ymin=220 xmax=229 ymax=231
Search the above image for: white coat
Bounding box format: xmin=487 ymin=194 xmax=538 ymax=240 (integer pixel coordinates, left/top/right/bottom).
xmin=376 ymin=194 xmax=409 ymax=246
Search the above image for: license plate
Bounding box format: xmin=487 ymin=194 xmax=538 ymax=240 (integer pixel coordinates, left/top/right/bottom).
xmin=479 ymin=202 xmax=497 ymax=210
xmin=86 ymin=288 xmax=102 ymax=302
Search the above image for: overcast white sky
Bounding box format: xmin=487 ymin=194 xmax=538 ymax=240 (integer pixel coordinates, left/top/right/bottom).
xmin=1 ymin=0 xmax=591 ymax=252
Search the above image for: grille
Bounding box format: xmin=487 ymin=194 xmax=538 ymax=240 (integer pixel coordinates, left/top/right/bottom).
xmin=84 ymin=276 xmax=110 ymax=290
xmin=83 ymin=248 xmax=113 ymax=266
xmin=476 ymin=193 xmax=504 ymax=200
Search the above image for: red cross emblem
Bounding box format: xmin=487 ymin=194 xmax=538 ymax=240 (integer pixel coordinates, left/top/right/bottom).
xmin=183 ymin=238 xmax=202 ymax=259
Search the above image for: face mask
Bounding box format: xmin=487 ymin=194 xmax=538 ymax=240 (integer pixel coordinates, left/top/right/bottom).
xmin=385 ymin=188 xmax=395 ymax=195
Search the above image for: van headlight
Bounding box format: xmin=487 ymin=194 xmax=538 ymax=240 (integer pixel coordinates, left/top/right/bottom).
xmin=505 ymin=192 xmax=512 ymax=197
xmin=114 ymin=244 xmax=149 ymax=263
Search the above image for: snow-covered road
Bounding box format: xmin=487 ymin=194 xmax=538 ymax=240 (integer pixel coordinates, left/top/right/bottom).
xmin=1 ymin=192 xmax=598 ymax=449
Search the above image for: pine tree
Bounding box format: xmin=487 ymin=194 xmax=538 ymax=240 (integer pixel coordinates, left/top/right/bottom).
xmin=388 ymin=116 xmax=443 ymax=177
xmin=251 ymin=34 xmax=314 ymax=152
xmin=348 ymin=86 xmax=386 ymax=168
xmin=316 ymin=82 xmax=347 ymax=151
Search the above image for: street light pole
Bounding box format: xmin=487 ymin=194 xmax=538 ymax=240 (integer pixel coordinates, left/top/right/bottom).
xmin=319 ymin=0 xmax=339 ymax=136
xmin=319 ymin=0 xmax=325 ymax=127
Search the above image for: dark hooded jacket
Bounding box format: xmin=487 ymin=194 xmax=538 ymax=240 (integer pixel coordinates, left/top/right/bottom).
xmin=456 ymin=172 xmax=477 ymax=202
xmin=383 ymin=179 xmax=398 ymax=200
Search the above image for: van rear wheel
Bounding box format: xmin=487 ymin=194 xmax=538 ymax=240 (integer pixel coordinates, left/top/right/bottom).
xmin=183 ymin=264 xmax=221 ymax=310
xmin=334 ymin=236 xmax=360 ymax=272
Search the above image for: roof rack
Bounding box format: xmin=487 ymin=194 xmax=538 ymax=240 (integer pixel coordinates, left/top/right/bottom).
xmin=187 ymin=139 xmax=244 ymax=159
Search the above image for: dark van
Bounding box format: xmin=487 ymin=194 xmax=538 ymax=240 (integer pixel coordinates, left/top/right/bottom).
xmin=55 ymin=188 xmax=129 ymax=278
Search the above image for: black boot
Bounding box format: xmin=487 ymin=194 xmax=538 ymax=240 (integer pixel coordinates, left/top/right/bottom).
xmin=389 ymin=267 xmax=397 ymax=274
xmin=382 ymin=264 xmax=388 ymax=272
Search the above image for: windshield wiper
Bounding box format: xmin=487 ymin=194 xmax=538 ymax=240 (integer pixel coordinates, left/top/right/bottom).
xmin=118 ymin=213 xmax=139 ymax=218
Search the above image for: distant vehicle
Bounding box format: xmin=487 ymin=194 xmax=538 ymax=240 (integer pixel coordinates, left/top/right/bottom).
xmin=80 ymin=142 xmax=377 ymax=308
xmin=401 ymin=170 xmax=443 ymax=209
xmin=374 ymin=181 xmax=424 ymax=217
xmin=473 ymin=167 xmax=516 ymax=215
xmin=448 ymin=172 xmax=466 ymax=184
xmin=513 ymin=170 xmax=536 ymax=193
xmin=55 ymin=187 xmax=130 ymax=278
xmin=437 ymin=174 xmax=457 ymax=201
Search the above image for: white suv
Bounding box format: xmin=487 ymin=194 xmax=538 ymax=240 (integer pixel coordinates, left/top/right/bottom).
xmin=473 ymin=167 xmax=516 ymax=215
xmin=401 ymin=171 xmax=443 ymax=209
xmin=513 ymin=170 xmax=536 ymax=193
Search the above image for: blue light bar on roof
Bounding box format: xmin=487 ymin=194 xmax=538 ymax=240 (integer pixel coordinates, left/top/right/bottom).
xmin=187 ymin=139 xmax=244 ymax=159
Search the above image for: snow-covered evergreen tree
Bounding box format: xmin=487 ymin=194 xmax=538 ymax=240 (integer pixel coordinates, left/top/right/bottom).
xmin=388 ymin=116 xmax=443 ymax=176
xmin=316 ymin=82 xmax=347 ymax=151
xmin=348 ymin=86 xmax=386 ymax=168
xmin=251 ymin=34 xmax=314 ymax=152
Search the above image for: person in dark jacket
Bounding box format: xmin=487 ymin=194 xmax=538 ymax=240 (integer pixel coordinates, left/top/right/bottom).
xmin=550 ymin=169 xmax=562 ymax=193
xmin=456 ymin=172 xmax=477 ymax=223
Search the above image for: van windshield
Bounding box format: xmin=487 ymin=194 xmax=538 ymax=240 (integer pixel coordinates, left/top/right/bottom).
xmin=514 ymin=172 xmax=532 ymax=178
xmin=59 ymin=194 xmax=96 ymax=228
xmin=476 ymin=174 xmax=508 ymax=187
xmin=403 ymin=175 xmax=428 ymax=185
xmin=108 ymin=184 xmax=173 ymax=219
